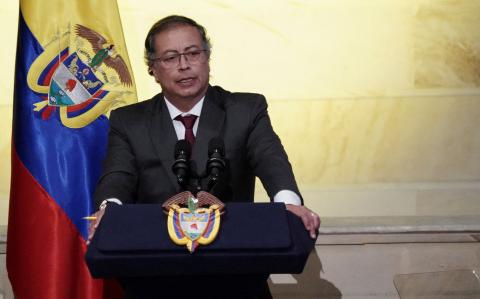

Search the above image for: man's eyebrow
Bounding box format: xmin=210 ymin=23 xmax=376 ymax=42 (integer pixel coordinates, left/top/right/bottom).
xmin=158 ymin=49 xmax=178 ymax=56
xmin=159 ymin=45 xmax=201 ymax=56
xmin=184 ymin=45 xmax=201 ymax=51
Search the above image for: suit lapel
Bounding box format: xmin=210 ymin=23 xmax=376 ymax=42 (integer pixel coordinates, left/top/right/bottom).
xmin=192 ymin=87 xmax=226 ymax=176
xmin=148 ymin=95 xmax=179 ymax=191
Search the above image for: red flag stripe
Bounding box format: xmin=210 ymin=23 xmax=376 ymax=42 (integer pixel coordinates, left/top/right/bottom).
xmin=7 ymin=149 xmax=103 ymax=299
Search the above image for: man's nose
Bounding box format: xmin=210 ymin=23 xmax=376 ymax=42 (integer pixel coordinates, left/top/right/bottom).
xmin=178 ymin=54 xmax=190 ymax=70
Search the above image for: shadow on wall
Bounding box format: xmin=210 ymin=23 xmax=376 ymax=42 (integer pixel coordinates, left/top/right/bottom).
xmin=268 ymin=250 xmax=342 ymax=299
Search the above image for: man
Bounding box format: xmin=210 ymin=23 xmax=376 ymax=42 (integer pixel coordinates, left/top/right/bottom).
xmin=89 ymin=15 xmax=320 ymax=298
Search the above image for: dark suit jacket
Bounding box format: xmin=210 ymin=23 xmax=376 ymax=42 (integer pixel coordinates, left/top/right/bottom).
xmin=94 ymin=85 xmax=301 ymax=207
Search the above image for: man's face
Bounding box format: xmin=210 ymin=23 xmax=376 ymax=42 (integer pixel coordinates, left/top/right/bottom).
xmin=151 ymin=25 xmax=210 ymax=105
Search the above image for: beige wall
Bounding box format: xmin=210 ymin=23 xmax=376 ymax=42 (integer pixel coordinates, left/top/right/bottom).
xmin=1 ymin=0 xmax=480 ymax=224
xmin=0 ymin=2 xmax=16 ymax=224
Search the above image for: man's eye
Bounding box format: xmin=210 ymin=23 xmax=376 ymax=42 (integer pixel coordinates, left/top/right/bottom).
xmin=163 ymin=56 xmax=177 ymax=63
xmin=187 ymin=51 xmax=201 ymax=57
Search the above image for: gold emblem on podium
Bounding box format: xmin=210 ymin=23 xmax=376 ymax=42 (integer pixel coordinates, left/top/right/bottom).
xmin=163 ymin=191 xmax=225 ymax=253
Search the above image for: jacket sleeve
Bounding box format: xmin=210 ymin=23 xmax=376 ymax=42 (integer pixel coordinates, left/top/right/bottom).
xmin=245 ymin=95 xmax=303 ymax=204
xmin=93 ymin=109 xmax=138 ymax=208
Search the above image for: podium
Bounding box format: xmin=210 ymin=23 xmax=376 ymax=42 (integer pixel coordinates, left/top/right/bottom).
xmin=86 ymin=202 xmax=316 ymax=298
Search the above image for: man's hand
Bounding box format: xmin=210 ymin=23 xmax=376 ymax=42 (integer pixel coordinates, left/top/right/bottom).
xmin=86 ymin=208 xmax=106 ymax=245
xmin=286 ymin=204 xmax=321 ymax=239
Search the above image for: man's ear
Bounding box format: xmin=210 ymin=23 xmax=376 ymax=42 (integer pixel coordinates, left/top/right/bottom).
xmin=149 ymin=67 xmax=161 ymax=84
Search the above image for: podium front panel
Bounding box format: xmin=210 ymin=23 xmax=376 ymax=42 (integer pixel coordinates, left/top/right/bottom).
xmin=86 ymin=203 xmax=315 ymax=278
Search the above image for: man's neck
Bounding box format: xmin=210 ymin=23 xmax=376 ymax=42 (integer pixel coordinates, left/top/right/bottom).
xmin=163 ymin=86 xmax=208 ymax=112
xmin=167 ymin=96 xmax=202 ymax=112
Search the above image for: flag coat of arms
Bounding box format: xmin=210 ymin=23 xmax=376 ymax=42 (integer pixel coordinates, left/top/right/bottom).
xmin=7 ymin=0 xmax=136 ymax=298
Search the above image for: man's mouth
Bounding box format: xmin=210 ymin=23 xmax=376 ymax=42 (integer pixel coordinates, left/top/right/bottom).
xmin=177 ymin=77 xmax=195 ymax=84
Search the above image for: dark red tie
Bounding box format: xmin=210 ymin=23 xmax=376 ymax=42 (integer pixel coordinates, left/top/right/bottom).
xmin=175 ymin=114 xmax=197 ymax=146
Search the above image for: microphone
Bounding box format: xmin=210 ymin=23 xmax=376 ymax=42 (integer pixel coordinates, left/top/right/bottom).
xmin=206 ymin=138 xmax=226 ymax=191
xmin=172 ymin=140 xmax=191 ymax=189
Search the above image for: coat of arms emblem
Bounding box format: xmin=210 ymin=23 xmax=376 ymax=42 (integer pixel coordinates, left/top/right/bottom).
xmin=27 ymin=24 xmax=135 ymax=128
xmin=163 ymin=191 xmax=225 ymax=253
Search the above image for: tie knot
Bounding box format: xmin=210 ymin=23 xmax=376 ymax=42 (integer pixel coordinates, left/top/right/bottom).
xmin=175 ymin=114 xmax=197 ymax=129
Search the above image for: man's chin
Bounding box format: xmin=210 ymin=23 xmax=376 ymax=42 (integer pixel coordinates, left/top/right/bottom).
xmin=178 ymin=84 xmax=208 ymax=98
xmin=167 ymin=89 xmax=205 ymax=102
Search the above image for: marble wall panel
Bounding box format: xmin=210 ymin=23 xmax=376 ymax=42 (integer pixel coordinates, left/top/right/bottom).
xmin=269 ymin=95 xmax=480 ymax=185
xmin=414 ymin=0 xmax=480 ymax=88
xmin=416 ymin=188 xmax=480 ymax=215
xmin=0 ymin=106 xmax=11 ymax=225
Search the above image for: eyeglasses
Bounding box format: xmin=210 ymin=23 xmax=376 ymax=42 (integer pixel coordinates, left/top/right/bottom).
xmin=152 ymin=49 xmax=208 ymax=69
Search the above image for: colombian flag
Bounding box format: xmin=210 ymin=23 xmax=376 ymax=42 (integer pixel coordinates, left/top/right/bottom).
xmin=7 ymin=0 xmax=136 ymax=298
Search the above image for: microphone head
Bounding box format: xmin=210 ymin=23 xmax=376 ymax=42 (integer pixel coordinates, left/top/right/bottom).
xmin=208 ymin=137 xmax=225 ymax=156
xmin=174 ymin=140 xmax=191 ymax=158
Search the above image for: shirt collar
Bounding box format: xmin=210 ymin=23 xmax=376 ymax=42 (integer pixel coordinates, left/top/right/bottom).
xmin=164 ymin=96 xmax=205 ymax=120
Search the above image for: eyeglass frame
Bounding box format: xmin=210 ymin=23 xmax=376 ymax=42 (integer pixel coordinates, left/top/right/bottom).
xmin=151 ymin=49 xmax=209 ymax=69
